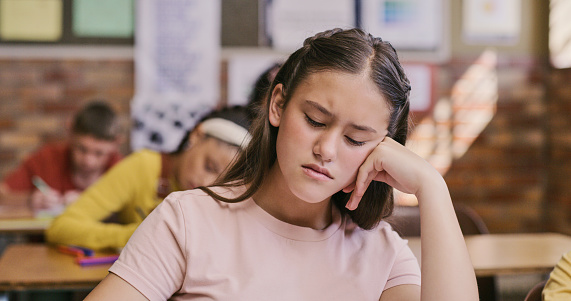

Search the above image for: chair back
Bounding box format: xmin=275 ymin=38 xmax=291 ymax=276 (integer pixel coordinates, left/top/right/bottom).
xmin=389 ymin=206 xmax=421 ymax=237
xmin=389 ymin=203 xmax=498 ymax=301
xmin=454 ymin=204 xmax=490 ymax=235
xmin=524 ymin=280 xmax=547 ymax=301
xmin=389 ymin=204 xmax=489 ymax=236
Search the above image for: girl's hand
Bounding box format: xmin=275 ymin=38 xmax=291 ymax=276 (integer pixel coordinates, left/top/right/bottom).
xmin=343 ymin=137 xmax=440 ymax=211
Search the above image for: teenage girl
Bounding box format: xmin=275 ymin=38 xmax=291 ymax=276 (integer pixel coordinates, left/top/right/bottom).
xmin=86 ymin=28 xmax=478 ymax=301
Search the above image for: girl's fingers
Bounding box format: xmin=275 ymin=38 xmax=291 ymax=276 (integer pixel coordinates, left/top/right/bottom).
xmin=346 ymin=159 xmax=380 ymax=211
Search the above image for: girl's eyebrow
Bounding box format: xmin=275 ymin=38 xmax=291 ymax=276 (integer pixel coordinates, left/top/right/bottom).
xmin=305 ymin=100 xmax=332 ymax=117
xmin=305 ymin=100 xmax=377 ymax=133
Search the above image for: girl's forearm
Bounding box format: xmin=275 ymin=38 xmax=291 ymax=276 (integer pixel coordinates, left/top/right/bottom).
xmin=417 ymin=176 xmax=479 ymax=301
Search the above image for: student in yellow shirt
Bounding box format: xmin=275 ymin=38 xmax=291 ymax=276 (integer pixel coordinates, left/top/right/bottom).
xmin=543 ymin=250 xmax=571 ymax=300
xmin=46 ymin=106 xmax=252 ymax=251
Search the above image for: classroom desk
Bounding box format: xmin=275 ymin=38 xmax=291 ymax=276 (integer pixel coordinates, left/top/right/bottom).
xmin=0 ymin=205 xmax=52 ymax=235
xmin=0 ymin=244 xmax=111 ymax=291
xmin=406 ymin=232 xmax=571 ymax=277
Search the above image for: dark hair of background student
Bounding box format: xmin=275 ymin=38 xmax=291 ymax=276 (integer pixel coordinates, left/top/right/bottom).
xmin=72 ymin=101 xmax=121 ymax=141
xmin=200 ymin=28 xmax=411 ymax=230
xmin=247 ymin=63 xmax=282 ymax=123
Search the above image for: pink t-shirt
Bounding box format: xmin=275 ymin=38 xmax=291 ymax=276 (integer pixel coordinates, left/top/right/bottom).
xmin=110 ymin=187 xmax=421 ymax=301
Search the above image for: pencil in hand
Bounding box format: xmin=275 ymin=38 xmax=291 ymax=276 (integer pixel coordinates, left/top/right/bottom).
xmin=32 ymin=176 xmax=51 ymax=195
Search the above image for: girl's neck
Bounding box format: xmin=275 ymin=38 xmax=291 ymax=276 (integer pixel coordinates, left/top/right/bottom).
xmin=253 ymin=167 xmax=333 ymax=230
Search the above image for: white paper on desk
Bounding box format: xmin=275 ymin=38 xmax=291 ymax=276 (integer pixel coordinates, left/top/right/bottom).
xmin=267 ymin=0 xmax=356 ymax=52
xmin=34 ymin=204 xmax=65 ymax=219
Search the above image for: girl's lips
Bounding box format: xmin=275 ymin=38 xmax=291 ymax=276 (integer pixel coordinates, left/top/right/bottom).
xmin=302 ymin=164 xmax=333 ymax=180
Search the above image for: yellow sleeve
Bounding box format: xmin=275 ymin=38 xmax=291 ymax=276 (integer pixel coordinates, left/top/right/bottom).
xmin=544 ymin=251 xmax=571 ymax=301
xmin=46 ymin=150 xmax=161 ymax=251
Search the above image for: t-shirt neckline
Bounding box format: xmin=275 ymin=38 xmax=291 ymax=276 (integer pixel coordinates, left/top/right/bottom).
xmin=243 ymin=198 xmax=344 ymax=242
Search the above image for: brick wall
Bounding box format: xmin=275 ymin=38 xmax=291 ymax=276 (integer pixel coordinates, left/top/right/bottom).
xmin=401 ymin=53 xmax=548 ymax=234
xmin=441 ymin=55 xmax=548 ymax=233
xmin=0 ymin=59 xmax=134 ymax=176
xmin=546 ymin=67 xmax=571 ymax=235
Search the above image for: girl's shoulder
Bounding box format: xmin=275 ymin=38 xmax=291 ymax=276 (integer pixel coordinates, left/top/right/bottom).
xmin=345 ymin=218 xmax=409 ymax=249
xmin=161 ymin=186 xmax=249 ymax=213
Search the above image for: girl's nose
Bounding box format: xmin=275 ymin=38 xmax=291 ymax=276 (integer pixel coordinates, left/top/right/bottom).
xmin=313 ymin=131 xmax=338 ymax=162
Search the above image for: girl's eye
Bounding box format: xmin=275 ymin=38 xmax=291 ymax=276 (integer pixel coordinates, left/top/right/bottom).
xmin=346 ymin=136 xmax=365 ymax=146
xmin=305 ymin=114 xmax=324 ymax=127
xmin=204 ymin=161 xmax=218 ymax=174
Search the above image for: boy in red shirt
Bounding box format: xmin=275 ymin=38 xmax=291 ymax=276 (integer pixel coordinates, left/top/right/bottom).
xmin=0 ymin=101 xmax=122 ymax=213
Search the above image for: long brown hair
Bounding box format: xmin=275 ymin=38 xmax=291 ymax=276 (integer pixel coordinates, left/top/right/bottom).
xmin=200 ymin=28 xmax=411 ymax=230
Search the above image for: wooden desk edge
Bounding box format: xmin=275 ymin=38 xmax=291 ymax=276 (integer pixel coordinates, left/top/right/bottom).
xmin=0 ymin=281 xmax=100 ymax=292
xmin=0 ymin=244 xmax=112 ymax=292
xmin=475 ymin=267 xmax=554 ymax=277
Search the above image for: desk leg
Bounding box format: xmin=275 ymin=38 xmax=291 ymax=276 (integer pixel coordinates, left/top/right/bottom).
xmin=478 ymin=276 xmax=498 ymax=301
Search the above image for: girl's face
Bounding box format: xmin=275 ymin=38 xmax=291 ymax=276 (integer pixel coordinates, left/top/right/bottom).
xmin=176 ymin=133 xmax=239 ymax=190
xmin=269 ymin=71 xmax=391 ymax=204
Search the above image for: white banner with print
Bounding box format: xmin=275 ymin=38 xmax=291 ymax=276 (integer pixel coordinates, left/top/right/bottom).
xmin=131 ymin=0 xmax=221 ymax=152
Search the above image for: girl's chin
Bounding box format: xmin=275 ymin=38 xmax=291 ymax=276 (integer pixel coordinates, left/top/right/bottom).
xmin=292 ymin=191 xmax=333 ymax=205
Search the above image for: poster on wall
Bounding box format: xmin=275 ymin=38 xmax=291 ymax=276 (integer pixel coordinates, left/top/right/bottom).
xmin=72 ymin=0 xmax=134 ymax=38
xmin=226 ymin=53 xmax=285 ymax=107
xmin=131 ymin=0 xmax=221 ymax=152
xmin=549 ymin=0 xmax=571 ymax=69
xmin=403 ymin=63 xmax=433 ymax=113
xmin=462 ymin=0 xmax=521 ymax=45
xmin=0 ymin=0 xmax=63 ymax=41
xmin=266 ymin=0 xmax=356 ymax=52
xmin=360 ymin=0 xmax=444 ymax=51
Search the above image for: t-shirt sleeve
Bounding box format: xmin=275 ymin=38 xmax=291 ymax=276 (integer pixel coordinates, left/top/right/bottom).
xmin=383 ymin=229 xmax=422 ymax=291
xmin=109 ymin=192 xmax=188 ymax=301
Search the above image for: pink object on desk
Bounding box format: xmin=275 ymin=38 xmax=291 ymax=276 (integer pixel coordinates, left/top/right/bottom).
xmin=76 ymin=255 xmax=119 ymax=267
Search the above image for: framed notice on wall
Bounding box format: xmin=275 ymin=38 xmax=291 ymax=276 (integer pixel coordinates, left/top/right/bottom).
xmin=0 ymin=0 xmax=63 ymax=41
xmin=265 ymin=0 xmax=356 ymax=52
xmin=359 ymin=0 xmax=449 ymax=62
xmin=549 ymin=0 xmax=571 ymax=69
xmin=462 ymin=0 xmax=521 ymax=45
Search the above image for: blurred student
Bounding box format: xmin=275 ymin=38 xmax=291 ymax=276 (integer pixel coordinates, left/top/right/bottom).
xmin=46 ymin=106 xmax=252 ymax=252
xmin=543 ymin=250 xmax=571 ymax=300
xmin=0 ymin=101 xmax=122 ymax=212
xmin=86 ymin=28 xmax=477 ymax=300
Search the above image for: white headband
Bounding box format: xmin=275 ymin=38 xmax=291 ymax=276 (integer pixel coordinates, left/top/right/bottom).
xmin=200 ymin=118 xmax=251 ymax=149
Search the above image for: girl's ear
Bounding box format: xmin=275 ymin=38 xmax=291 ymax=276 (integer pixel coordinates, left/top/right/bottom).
xmin=269 ymin=84 xmax=285 ymax=127
xmin=188 ymin=124 xmax=205 ymax=147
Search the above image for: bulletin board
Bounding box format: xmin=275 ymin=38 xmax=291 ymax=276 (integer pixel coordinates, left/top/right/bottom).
xmin=0 ymin=0 xmax=134 ymax=45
